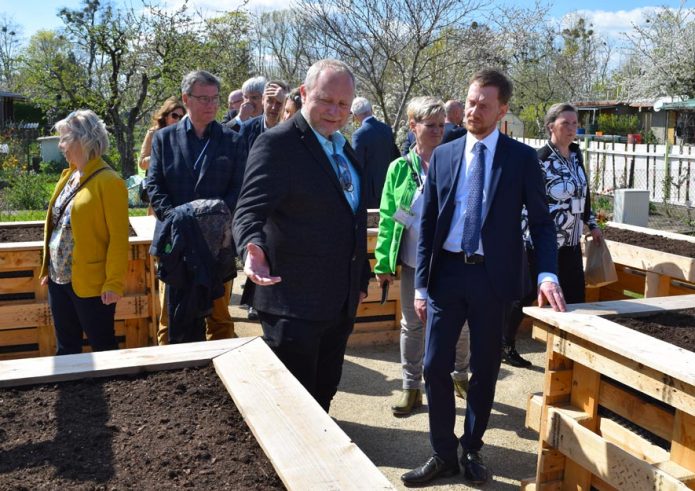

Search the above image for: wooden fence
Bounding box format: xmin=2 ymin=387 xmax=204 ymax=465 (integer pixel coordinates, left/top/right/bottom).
xmin=517 ymin=137 xmax=695 ymax=209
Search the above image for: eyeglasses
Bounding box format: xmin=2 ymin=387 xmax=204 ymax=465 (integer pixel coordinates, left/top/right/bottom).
xmin=169 ymin=112 xmax=184 ymax=120
xmin=188 ymin=94 xmax=221 ymax=105
xmin=333 ymin=152 xmax=353 ymax=193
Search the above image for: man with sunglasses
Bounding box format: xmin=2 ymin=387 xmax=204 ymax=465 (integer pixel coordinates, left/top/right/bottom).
xmin=233 ymin=59 xmax=371 ymax=412
xmin=147 ymin=70 xmax=247 ymax=344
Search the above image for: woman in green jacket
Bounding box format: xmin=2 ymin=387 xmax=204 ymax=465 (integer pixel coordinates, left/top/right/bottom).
xmin=374 ymin=97 xmax=470 ymax=416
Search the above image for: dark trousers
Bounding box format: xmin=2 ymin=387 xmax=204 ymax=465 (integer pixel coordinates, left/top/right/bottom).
xmin=258 ymin=309 xmax=355 ymax=412
xmin=47 ymin=279 xmax=118 ymax=356
xmin=504 ymin=244 xmax=585 ymax=344
xmin=424 ymin=252 xmax=505 ymax=463
xmin=166 ymin=284 xmax=206 ymax=344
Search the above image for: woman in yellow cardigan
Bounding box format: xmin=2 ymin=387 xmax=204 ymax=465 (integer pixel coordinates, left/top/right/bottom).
xmin=39 ymin=110 xmax=129 ymax=355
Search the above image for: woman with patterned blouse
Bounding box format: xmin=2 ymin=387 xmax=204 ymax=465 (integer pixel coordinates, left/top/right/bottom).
xmin=503 ymin=103 xmax=603 ymax=367
xmin=39 ymin=110 xmax=129 ymax=355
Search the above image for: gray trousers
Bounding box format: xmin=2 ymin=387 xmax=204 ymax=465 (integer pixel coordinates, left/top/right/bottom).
xmin=399 ymin=264 xmax=470 ymax=390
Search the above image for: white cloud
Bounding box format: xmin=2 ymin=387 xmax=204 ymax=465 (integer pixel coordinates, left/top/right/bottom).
xmin=163 ymin=0 xmax=292 ymax=16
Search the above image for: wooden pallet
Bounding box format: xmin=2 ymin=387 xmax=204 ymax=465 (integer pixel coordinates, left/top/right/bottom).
xmin=586 ymin=221 xmax=695 ymax=302
xmin=0 ymin=337 xmax=394 ymax=490
xmin=523 ymin=295 xmax=695 ymax=491
xmin=0 ymin=217 xmax=157 ymax=359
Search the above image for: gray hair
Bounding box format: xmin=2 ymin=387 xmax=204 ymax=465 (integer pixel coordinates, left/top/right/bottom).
xmin=407 ymin=96 xmax=445 ymax=122
xmin=181 ymin=70 xmax=221 ymax=95
xmin=351 ymin=97 xmax=372 ymax=116
xmin=242 ymin=76 xmax=267 ymax=95
xmin=544 ymin=102 xmax=578 ymax=135
xmin=54 ymin=109 xmax=109 ymax=160
xmin=304 ymin=59 xmax=355 ymax=92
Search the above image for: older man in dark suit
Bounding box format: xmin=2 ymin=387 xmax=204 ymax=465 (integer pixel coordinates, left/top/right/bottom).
xmin=147 ymin=70 xmax=247 ymax=344
xmin=233 ymin=59 xmax=371 ymax=412
xmin=350 ymin=97 xmax=399 ymax=208
xmin=401 ymin=69 xmax=566 ymax=487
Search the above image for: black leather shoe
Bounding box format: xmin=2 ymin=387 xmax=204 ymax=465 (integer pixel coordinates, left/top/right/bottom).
xmin=401 ymin=455 xmax=459 ymax=487
xmin=461 ymin=450 xmax=489 ymax=484
xmin=502 ymin=343 xmax=532 ymax=368
xmin=247 ymin=306 xmax=259 ymax=321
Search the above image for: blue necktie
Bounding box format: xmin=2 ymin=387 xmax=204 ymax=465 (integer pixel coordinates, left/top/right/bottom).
xmin=461 ymin=141 xmax=486 ymax=254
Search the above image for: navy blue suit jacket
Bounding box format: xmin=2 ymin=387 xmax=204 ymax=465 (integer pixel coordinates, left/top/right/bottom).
xmin=415 ymin=132 xmax=557 ymax=301
xmin=233 ymin=112 xmax=371 ymax=321
xmin=352 ymin=117 xmax=399 ymax=208
xmin=238 ymin=115 xmax=265 ymax=151
xmin=147 ymin=120 xmax=248 ymax=243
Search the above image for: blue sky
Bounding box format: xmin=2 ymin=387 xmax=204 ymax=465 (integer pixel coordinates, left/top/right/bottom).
xmin=0 ymin=0 xmax=688 ymax=42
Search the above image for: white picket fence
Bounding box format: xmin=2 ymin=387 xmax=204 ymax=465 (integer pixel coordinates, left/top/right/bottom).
xmin=516 ymin=137 xmax=695 ymax=208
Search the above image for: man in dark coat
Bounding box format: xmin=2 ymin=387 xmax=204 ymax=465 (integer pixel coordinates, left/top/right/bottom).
xmin=147 ymin=70 xmax=247 ymax=344
xmin=233 ymin=59 xmax=371 ymax=412
xmin=351 ymin=96 xmax=399 ymax=208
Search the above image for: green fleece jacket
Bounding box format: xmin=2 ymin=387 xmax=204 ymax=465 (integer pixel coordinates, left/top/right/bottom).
xmin=373 ymin=149 xmax=423 ymax=275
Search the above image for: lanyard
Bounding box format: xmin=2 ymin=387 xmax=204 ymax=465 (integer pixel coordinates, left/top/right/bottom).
xmin=547 ymin=143 xmax=585 ymax=195
xmin=193 ymin=139 xmax=210 ymax=171
xmin=405 ymin=150 xmax=424 ymax=189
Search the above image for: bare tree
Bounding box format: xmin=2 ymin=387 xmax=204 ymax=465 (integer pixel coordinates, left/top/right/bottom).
xmin=295 ymin=0 xmax=488 ymax=131
xmin=0 ymin=14 xmax=22 ymax=90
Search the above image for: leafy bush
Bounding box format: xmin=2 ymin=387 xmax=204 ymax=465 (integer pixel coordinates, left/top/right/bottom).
xmin=597 ymin=114 xmax=640 ymax=135
xmin=3 ymin=171 xmax=54 ymax=210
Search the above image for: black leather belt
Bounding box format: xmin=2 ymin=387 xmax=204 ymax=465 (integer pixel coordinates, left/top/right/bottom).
xmin=442 ymin=250 xmax=485 ymax=264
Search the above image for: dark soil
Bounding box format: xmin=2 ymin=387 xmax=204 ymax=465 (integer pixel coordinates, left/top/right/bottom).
xmin=606 ymin=226 xmax=695 ymax=258
xmin=606 ymin=308 xmax=695 ymax=353
xmin=0 ymin=365 xmax=284 ymax=490
xmin=0 ymin=223 xmax=136 ymax=242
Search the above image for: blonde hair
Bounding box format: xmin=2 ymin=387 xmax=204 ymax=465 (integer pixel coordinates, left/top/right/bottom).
xmin=407 ymin=96 xmax=445 ymax=123
xmin=54 ymin=109 xmax=109 ymax=160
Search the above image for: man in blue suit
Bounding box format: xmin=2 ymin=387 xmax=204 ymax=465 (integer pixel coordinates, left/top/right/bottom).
xmin=350 ymin=97 xmax=399 ymax=208
xmin=147 ymin=70 xmax=247 ymax=344
xmin=401 ymin=69 xmax=566 ymax=487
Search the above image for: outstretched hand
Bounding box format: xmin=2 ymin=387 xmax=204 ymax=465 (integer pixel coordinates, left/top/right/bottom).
xmin=244 ymin=243 xmax=282 ymax=286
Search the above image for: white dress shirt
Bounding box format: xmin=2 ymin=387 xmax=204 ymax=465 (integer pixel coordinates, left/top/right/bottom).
xmin=442 ymin=129 xmax=499 ymax=253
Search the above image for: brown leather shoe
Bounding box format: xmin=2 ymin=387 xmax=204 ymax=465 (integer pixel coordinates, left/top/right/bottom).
xmin=391 ymin=389 xmax=422 ymax=416
xmin=401 ymin=456 xmax=459 ymax=487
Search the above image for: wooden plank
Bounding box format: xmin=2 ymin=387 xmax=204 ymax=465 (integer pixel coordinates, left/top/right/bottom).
xmin=672 ymin=410 xmax=695 ymax=475
xmin=352 ymin=320 xmax=398 ymax=332
xmin=365 ymin=280 xmax=400 ymax=302
xmin=356 ymin=300 xmax=398 ymax=318
xmin=0 ymin=295 xmax=151 ymax=330
xmin=545 ymin=406 xmax=689 ymax=490
xmin=599 ymin=378 xmax=675 ymax=442
xmin=347 ymin=330 xmax=399 ymax=347
xmin=0 ymin=250 xmax=42 ymax=268
xmin=552 ymin=332 xmax=695 ymax=415
xmin=526 ymin=393 xmax=542 ymax=432
xmin=525 ymin=298 xmax=695 ymax=389
xmin=645 ymin=271 xmax=673 ymax=297
xmin=547 ymin=369 xmax=572 ymax=398
xmin=0 ymin=337 xmax=249 ymax=387
xmin=527 ymin=294 xmax=695 ymax=319
xmin=0 ymin=275 xmax=34 ymax=295
xmin=591 ymin=474 xmax=619 ymax=491
xmin=213 ymin=338 xmax=394 ymax=490
xmin=605 ymin=239 xmax=695 ymax=283
xmin=599 ymin=416 xmax=670 ymax=464
xmin=615 ymin=265 xmax=646 ymax=294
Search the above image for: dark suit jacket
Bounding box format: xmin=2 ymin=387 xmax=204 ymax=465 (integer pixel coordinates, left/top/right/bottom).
xmin=443 ymin=124 xmax=466 ymax=143
xmin=233 ymin=112 xmax=371 ymax=321
xmin=415 ymin=132 xmax=557 ymax=301
xmin=352 ymin=117 xmax=399 ymax=208
xmin=146 ymin=120 xmax=248 ymax=246
xmin=238 ymin=115 xmax=265 ymax=151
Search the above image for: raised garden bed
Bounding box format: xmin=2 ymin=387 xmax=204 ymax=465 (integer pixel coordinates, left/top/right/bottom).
xmin=0 ymin=337 xmax=394 ymax=490
xmin=0 ymin=364 xmax=283 ymax=489
xmin=0 ymin=217 xmax=158 ymax=359
xmin=605 ymin=308 xmax=695 ymax=353
xmin=523 ymin=295 xmax=695 ymax=491
xmin=585 ymin=221 xmax=695 ymax=302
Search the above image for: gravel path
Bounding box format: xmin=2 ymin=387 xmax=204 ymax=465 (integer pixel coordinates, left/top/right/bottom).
xmin=232 ymin=278 xmax=544 ymax=490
